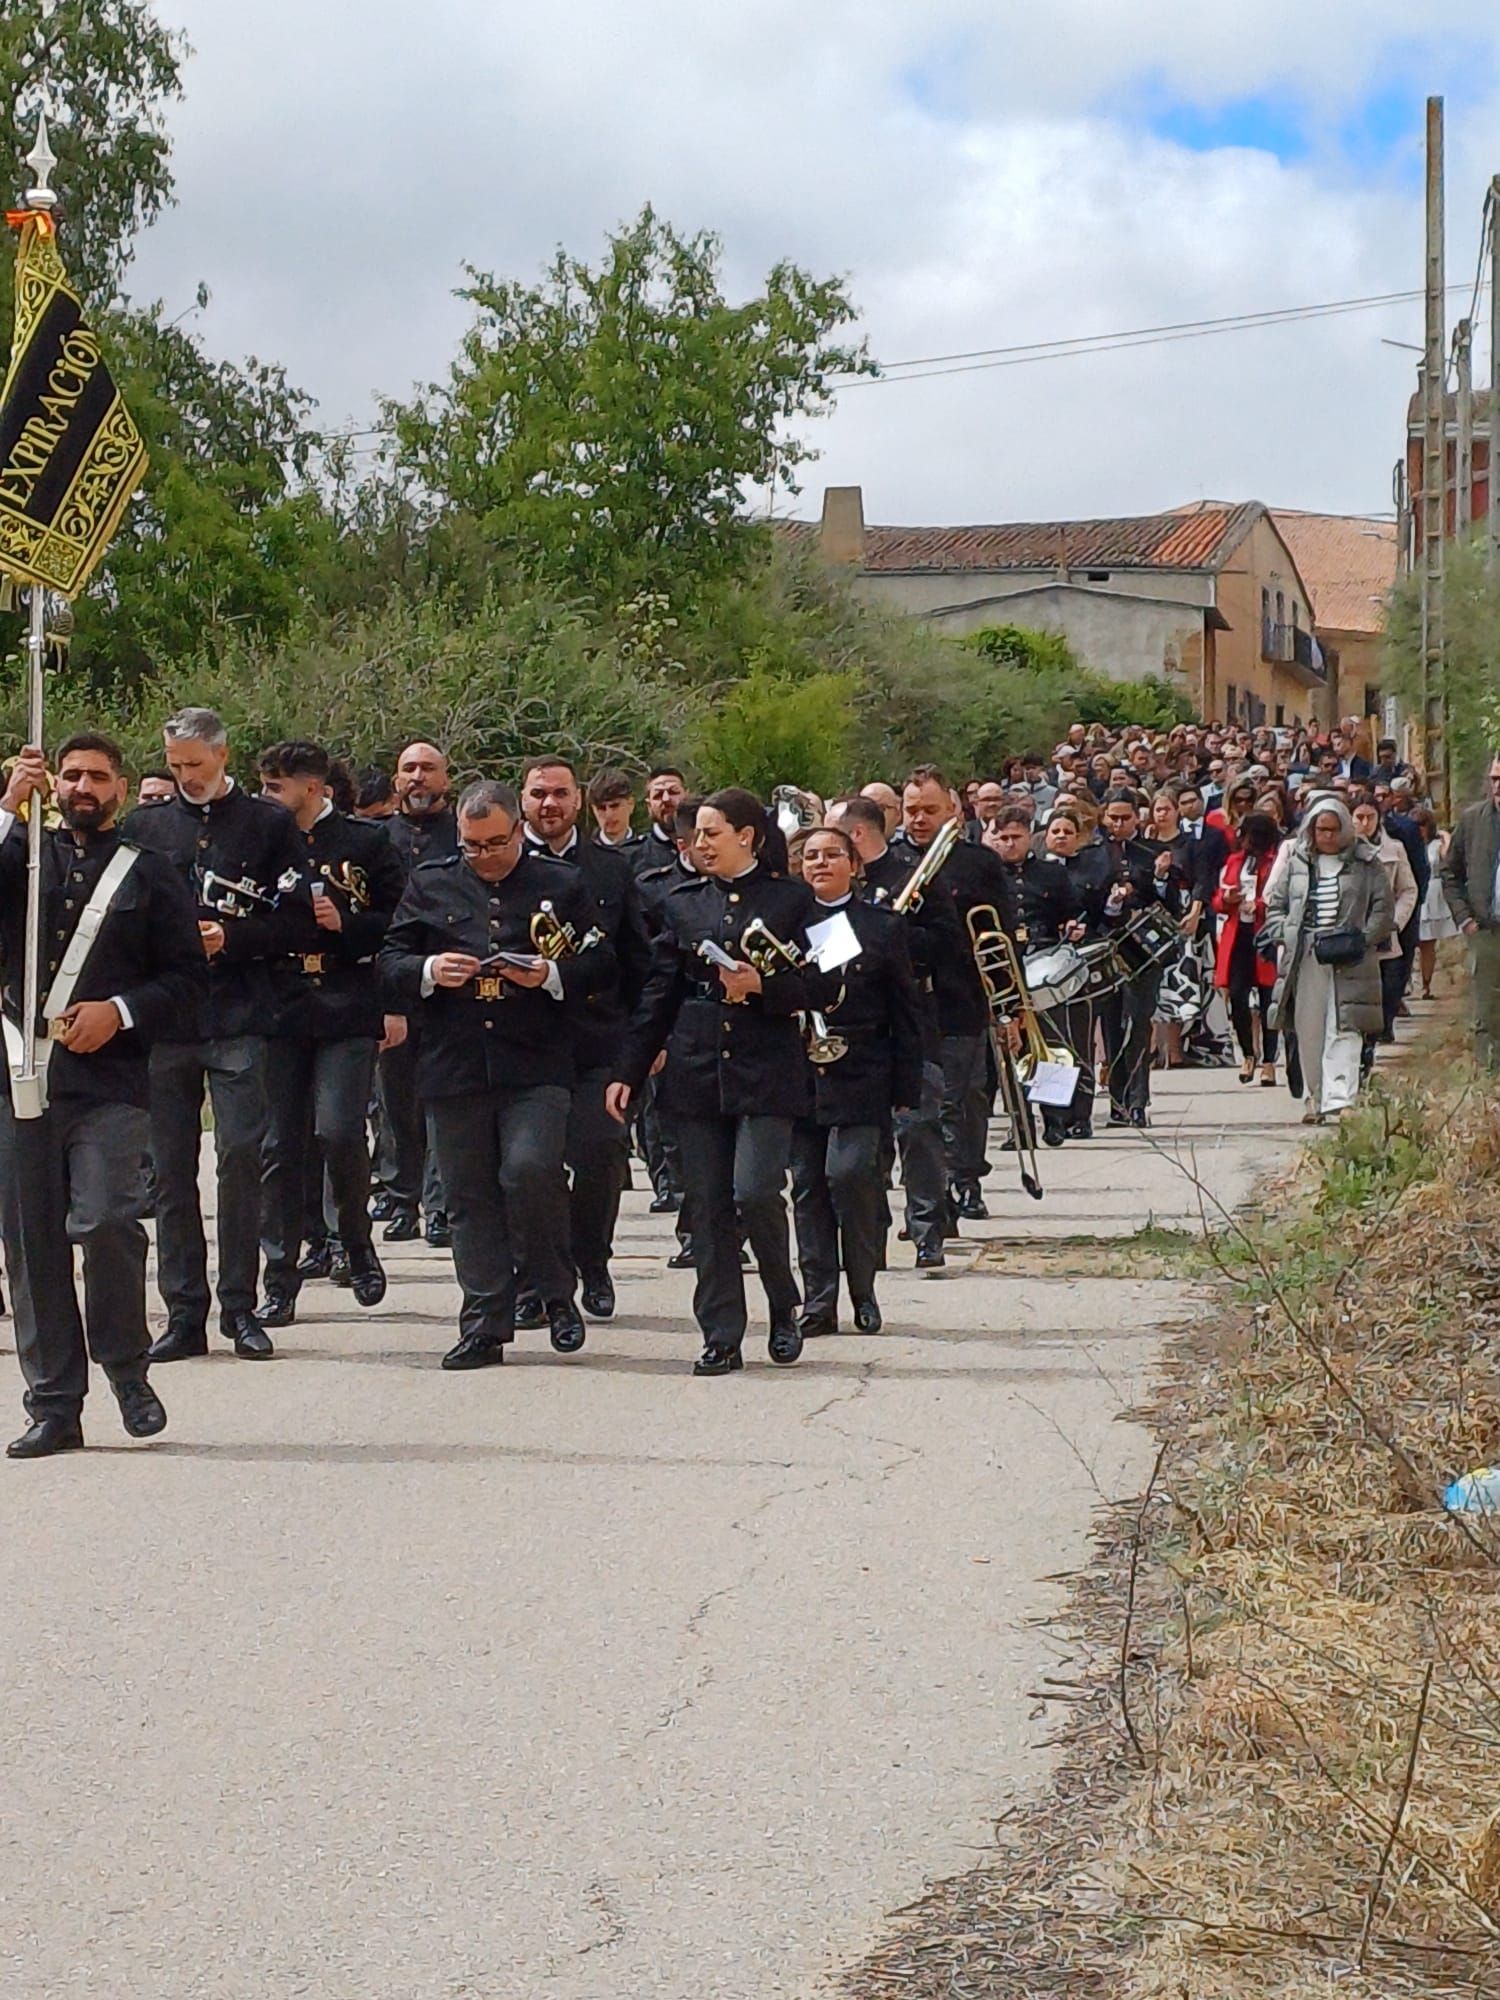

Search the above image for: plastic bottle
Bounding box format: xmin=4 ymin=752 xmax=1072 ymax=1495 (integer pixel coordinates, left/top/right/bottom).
xmin=1444 ymin=1467 xmax=1500 ymax=1516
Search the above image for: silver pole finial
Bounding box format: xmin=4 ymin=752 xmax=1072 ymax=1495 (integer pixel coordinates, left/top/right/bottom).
xmin=25 ymin=107 xmax=58 ymax=211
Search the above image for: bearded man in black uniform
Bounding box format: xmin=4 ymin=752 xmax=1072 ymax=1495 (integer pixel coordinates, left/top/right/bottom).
xmin=607 ymin=788 xmax=841 ymax=1374
xmin=0 ymin=737 xmax=207 ymax=1457
xmin=255 ymin=741 xmax=409 ymax=1326
xmin=124 ymin=707 xmax=317 ymax=1361
xmin=381 ymin=780 xmax=614 ymax=1369
xmin=791 ymin=826 xmax=924 ymax=1338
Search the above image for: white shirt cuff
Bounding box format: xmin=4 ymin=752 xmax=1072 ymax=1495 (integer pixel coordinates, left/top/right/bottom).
xmin=421 ymin=954 xmax=439 ymax=998
xmin=0 ymin=807 xmax=14 ymax=840
xmin=543 ymin=960 xmax=564 ymax=1001
xmin=110 ymin=996 xmax=134 ymax=1031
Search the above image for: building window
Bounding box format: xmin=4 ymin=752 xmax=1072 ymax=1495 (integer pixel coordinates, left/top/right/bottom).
xmin=1226 ymin=681 xmax=1238 ymax=721
xmin=1275 ymin=705 xmax=1285 ymax=726
xmin=1085 ymin=570 xmax=1110 ymax=581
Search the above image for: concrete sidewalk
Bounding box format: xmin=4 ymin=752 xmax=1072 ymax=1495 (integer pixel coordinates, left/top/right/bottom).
xmin=0 ymin=1044 xmax=1353 ymax=2000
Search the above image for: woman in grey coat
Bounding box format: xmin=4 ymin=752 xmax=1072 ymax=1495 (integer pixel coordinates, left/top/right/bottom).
xmin=1261 ymin=797 xmax=1395 ymax=1122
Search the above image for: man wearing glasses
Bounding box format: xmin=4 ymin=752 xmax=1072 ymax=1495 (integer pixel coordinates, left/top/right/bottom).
xmin=381 ymin=781 xmax=615 ymax=1368
xmin=1441 ymin=756 xmax=1500 ymax=1067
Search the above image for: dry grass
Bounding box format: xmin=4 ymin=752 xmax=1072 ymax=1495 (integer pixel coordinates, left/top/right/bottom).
xmin=835 ymin=1027 xmax=1500 ymax=1999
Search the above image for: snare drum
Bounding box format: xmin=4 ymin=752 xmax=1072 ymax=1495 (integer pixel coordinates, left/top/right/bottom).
xmin=1114 ymin=906 xmax=1180 ymax=976
xmin=1021 ymin=942 xmax=1090 ymax=1011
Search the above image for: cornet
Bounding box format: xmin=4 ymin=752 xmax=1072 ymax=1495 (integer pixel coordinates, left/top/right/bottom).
xmin=737 ymin=916 xmax=847 ymax=1065
xmin=323 ymin=859 xmax=371 ymax=911
xmin=530 ymin=899 xmax=605 ymax=960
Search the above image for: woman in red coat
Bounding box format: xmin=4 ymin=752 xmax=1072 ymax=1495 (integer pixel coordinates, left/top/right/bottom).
xmin=1213 ymin=810 xmax=1283 ymax=1085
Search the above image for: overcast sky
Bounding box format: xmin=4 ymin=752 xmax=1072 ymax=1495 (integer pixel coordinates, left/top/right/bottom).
xmin=122 ymin=2 xmax=1500 ymax=527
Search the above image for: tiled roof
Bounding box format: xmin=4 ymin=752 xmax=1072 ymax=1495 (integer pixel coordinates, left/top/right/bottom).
xmin=842 ymin=503 xmax=1263 ymax=575
xmin=1269 ymin=510 xmax=1397 ymax=636
xmin=1404 ymin=386 xmax=1493 ymax=428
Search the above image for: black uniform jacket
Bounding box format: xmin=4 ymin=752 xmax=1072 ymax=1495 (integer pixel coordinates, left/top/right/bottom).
xmin=805 ymin=897 xmax=925 ymax=1128
xmin=1061 ymin=841 xmax=1114 ymax=937
xmin=1143 ymin=835 xmax=1197 ymax=921
xmin=380 ymin=848 xmax=615 ymax=1099
xmin=0 ymin=822 xmax=207 ymax=1108
xmin=616 ymin=864 xmax=839 ymax=1122
xmin=1006 ymin=855 xmax=1083 ymax=952
xmin=636 ymin=853 xmax=696 ymax=935
xmin=384 ymin=805 xmax=458 ymax=877
xmin=628 ymin=825 xmax=679 ymax=882
xmin=269 ymin=809 xmax=408 ymax=1041
xmin=860 ymin=844 xmax=946 ymax=1063
xmin=528 ymin=835 xmax=653 ymax=1072
xmin=123 ymin=785 xmax=317 ymax=1040
xmin=885 ymin=833 xmax=1019 ymax=1038
xmin=1103 ymin=836 xmax=1181 ymax=929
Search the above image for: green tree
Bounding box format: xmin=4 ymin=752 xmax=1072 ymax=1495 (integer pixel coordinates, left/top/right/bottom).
xmin=0 ymin=1 xmax=184 ymax=364
xmin=1385 ymin=532 xmax=1500 ymax=805
xmin=688 ymin=662 xmax=856 ymax=798
xmin=386 ymin=206 xmax=871 ymax=617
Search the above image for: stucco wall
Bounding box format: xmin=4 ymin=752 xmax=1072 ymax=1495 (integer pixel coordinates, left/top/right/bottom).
xmin=1215 ymin=514 xmax=1323 ymax=727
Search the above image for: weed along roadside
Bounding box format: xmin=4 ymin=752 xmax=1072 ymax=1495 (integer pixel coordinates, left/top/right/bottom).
xmin=834 ymin=1033 xmax=1500 ymax=2000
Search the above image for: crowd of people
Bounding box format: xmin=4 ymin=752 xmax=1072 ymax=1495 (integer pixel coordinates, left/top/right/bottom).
xmin=0 ymin=704 xmax=1465 ymax=1459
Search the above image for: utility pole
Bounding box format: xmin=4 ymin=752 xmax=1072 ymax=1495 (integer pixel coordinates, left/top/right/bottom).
xmin=1490 ymin=177 xmax=1500 ymax=572
xmin=1455 ymin=317 xmax=1473 ymax=539
xmin=1420 ymin=96 xmax=1448 ymax=820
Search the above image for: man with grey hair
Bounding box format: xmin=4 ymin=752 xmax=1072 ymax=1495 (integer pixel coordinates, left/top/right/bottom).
xmin=124 ymin=706 xmax=317 ymax=1359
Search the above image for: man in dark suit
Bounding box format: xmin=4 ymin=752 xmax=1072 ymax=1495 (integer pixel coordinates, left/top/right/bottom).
xmin=0 ymin=736 xmax=207 ymax=1457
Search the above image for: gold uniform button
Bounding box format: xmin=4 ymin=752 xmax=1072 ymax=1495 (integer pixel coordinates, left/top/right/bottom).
xmin=728 ymin=893 xmax=740 ymax=904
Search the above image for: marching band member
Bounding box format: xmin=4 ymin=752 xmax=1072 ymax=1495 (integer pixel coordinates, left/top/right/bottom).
xmin=790 ymin=827 xmax=924 ymax=1338
xmin=518 ymin=756 xmax=653 ymax=1322
xmin=989 ymin=807 xmax=1086 ymax=1145
xmin=606 ymin=789 xmax=840 ymax=1374
xmin=256 ymin=741 xmax=408 ymax=1327
xmin=125 ymin=707 xmax=316 ymax=1361
xmin=1096 ymin=789 xmax=1180 ymax=1129
xmin=1038 ymin=808 xmax=1108 ymax=1138
xmin=0 ymin=738 xmax=206 ymax=1457
xmin=634 ymin=795 xmax=702 ymax=1253
xmin=381 ymin=780 xmax=614 ymax=1369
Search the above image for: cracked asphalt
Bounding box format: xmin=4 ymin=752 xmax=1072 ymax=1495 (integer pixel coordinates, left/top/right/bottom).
xmin=0 ymin=1065 xmax=1302 ymax=1999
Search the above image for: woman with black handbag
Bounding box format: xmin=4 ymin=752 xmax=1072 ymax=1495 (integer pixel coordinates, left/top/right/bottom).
xmin=1261 ymin=800 xmax=1394 ymax=1125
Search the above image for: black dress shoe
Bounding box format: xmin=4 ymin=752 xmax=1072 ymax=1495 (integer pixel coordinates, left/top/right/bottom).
xmin=1128 ymin=1108 xmax=1150 ymax=1128
xmin=797 ymin=1311 xmax=838 ymax=1339
xmin=221 ymin=1311 xmax=274 ymax=1360
xmin=146 ymin=1318 xmax=207 ymax=1363
xmin=1107 ymin=1108 xmax=1129 ymax=1127
xmin=348 ymin=1248 xmax=387 ymax=1308
xmin=915 ymin=1240 xmax=947 ymax=1270
xmin=692 ymin=1346 xmax=743 ymax=1376
xmin=580 ymin=1275 xmax=615 ymax=1320
xmin=1067 ymin=1121 xmax=1094 ymax=1140
xmin=954 ymin=1182 xmax=990 ymax=1220
xmin=382 ymin=1208 xmax=420 ymax=1243
xmin=7 ymin=1414 xmax=84 ymax=1459
xmin=257 ymin=1287 xmax=297 ymax=1329
xmin=370 ymin=1191 xmax=399 ymax=1222
xmin=852 ymin=1298 xmax=883 ymax=1334
xmin=328 ymin=1244 xmax=353 ymax=1288
xmin=1042 ymin=1121 xmax=1067 ymax=1149
xmin=514 ymin=1293 xmax=547 ymax=1329
xmin=113 ymin=1378 xmax=167 ymax=1439
xmin=296 ymin=1240 xmax=333 ymax=1281
xmin=666 ymin=1246 xmax=696 ymax=1270
xmin=549 ymin=1302 xmax=587 ymax=1354
xmin=768 ymin=1318 xmax=804 ymax=1365
xmin=424 ymin=1211 xmax=452 ymax=1249
xmin=648 ymin=1189 xmax=681 ymax=1214
xmin=441 ymin=1333 xmax=506 ymax=1371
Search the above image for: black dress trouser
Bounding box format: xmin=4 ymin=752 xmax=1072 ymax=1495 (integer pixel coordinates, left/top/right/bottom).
xmin=0 ymin=1096 xmax=152 ymax=1419
xmin=790 ymin=1120 xmax=886 ymax=1318
xmin=427 ymin=1084 xmax=574 ymax=1344
xmin=149 ymin=1036 xmax=267 ymax=1322
xmin=674 ymin=1113 xmax=797 ymax=1349
xmin=262 ymin=1037 xmax=377 ymax=1289
xmin=565 ymin=1064 xmax=631 ymax=1284
xmin=892 ymin=1059 xmax=948 ymax=1251
xmin=375 ymin=1034 xmax=445 ymax=1217
xmin=1098 ymin=970 xmax=1161 ymax=1114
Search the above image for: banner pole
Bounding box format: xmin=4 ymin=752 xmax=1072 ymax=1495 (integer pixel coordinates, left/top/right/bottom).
xmin=18 ymin=584 xmax=44 ymax=1092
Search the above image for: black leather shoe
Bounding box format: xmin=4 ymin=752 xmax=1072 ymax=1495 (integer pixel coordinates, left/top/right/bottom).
xmin=1067 ymin=1121 xmax=1094 ymax=1140
xmin=580 ymin=1275 xmax=615 ymax=1320
xmin=296 ymin=1240 xmax=333 ymax=1281
xmin=328 ymin=1244 xmax=353 ymax=1288
xmin=349 ymin=1248 xmax=386 ymax=1309
xmin=692 ymin=1346 xmax=743 ymax=1376
xmin=221 ymin=1311 xmax=274 ymax=1360
xmin=370 ymin=1191 xmax=398 ymax=1222
xmin=648 ymin=1189 xmax=681 ymax=1214
xmin=1107 ymin=1108 xmax=1129 ymax=1127
xmin=257 ymin=1287 xmax=297 ymax=1329
xmin=424 ymin=1211 xmax=452 ymax=1249
xmin=7 ymin=1414 xmax=84 ymax=1459
xmin=797 ymin=1311 xmax=838 ymax=1340
xmin=1042 ymin=1121 xmax=1067 ymax=1149
xmin=768 ymin=1318 xmax=804 ymax=1365
xmin=915 ymin=1240 xmax=947 ymax=1270
xmin=549 ymin=1302 xmax=587 ymax=1354
xmin=514 ymin=1293 xmax=547 ymax=1329
xmin=954 ymin=1181 xmax=989 ymax=1220
xmin=441 ymin=1333 xmax=506 ymax=1371
xmin=853 ymin=1298 xmax=883 ymax=1334
xmin=114 ymin=1378 xmax=167 ymax=1439
xmin=667 ymin=1246 xmax=696 ymax=1270
xmin=146 ymin=1318 xmax=207 ymax=1363
xmin=382 ymin=1208 xmax=420 ymax=1243
xmin=1128 ymin=1108 xmax=1150 ymax=1128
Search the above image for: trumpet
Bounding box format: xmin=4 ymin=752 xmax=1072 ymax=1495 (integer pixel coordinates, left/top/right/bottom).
xmin=530 ymin=899 xmax=605 ymax=960
xmin=878 ymin=814 xmax=961 ymax=914
xmin=323 ymin=859 xmax=371 ymax=911
xmin=737 ymin=916 xmax=847 ymax=1065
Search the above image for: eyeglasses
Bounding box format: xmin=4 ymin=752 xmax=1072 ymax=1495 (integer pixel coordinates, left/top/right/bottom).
xmin=460 ymin=831 xmax=519 ymax=857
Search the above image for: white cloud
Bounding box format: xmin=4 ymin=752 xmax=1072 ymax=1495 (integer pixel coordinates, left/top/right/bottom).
xmin=121 ymin=1 xmax=1500 ymax=521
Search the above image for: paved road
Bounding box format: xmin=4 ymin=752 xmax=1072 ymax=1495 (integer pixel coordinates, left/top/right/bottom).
xmin=0 ymin=1059 xmax=1315 ymax=2000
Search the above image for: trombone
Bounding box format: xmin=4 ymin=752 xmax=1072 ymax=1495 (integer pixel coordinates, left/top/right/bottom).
xmin=877 ymin=814 xmax=961 ymax=914
xmin=737 ymin=915 xmax=847 ymax=1065
xmin=530 ymin=899 xmax=605 ymax=960
xmin=965 ymin=904 xmax=1057 ymax=1203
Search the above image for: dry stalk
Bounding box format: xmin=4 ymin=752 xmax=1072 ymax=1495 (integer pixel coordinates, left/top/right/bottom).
xmin=1358 ymin=1661 xmax=1436 ymax=1966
